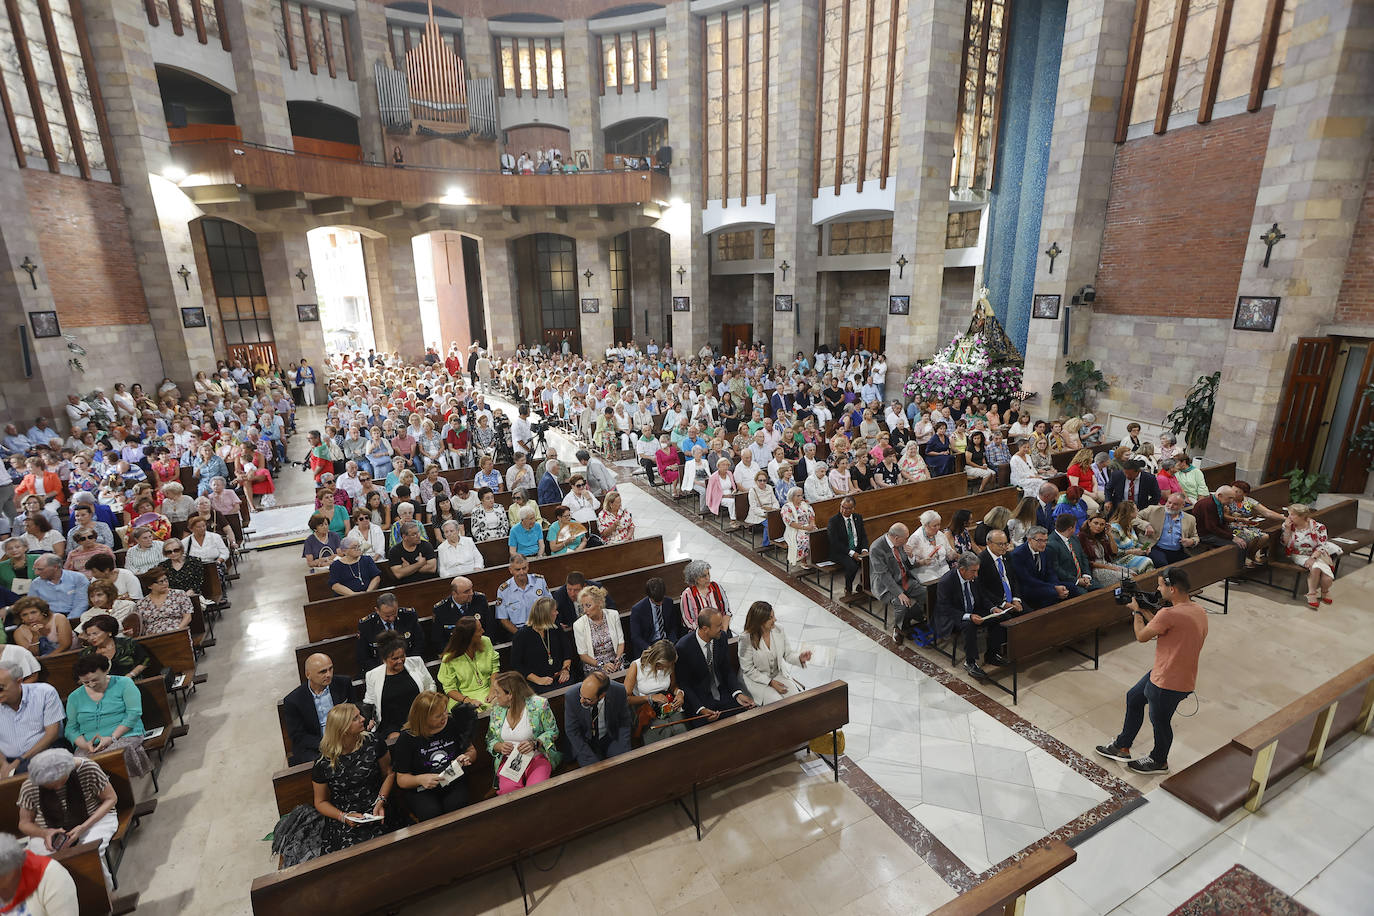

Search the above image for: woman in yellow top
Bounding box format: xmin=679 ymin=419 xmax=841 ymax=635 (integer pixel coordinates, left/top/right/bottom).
xmin=437 ymin=616 xmax=499 ymax=711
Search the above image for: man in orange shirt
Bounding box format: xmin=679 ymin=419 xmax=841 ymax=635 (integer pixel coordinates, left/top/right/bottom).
xmin=1095 ymin=566 xmax=1208 ymax=775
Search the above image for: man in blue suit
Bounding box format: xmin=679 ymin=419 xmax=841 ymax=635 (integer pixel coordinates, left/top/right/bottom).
xmin=674 ymin=610 xmax=756 ymax=723
xmin=629 ymin=576 xmax=685 ymax=657
xmin=1035 ymin=483 xmax=1060 ymax=533
xmin=1007 ymin=526 xmax=1080 ymax=610
xmin=537 ymin=457 xmax=564 ymax=505
xmin=564 ymin=672 xmax=632 ymax=765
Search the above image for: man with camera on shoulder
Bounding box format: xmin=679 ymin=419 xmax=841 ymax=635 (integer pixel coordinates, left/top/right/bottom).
xmin=1095 ymin=566 xmax=1208 ymax=775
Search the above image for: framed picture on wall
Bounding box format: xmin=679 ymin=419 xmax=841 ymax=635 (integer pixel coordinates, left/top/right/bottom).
xmin=575 ymin=150 xmax=591 ymax=171
xmin=1032 ymin=294 xmax=1061 ymax=320
xmin=888 ymin=295 xmax=910 ymax=316
xmin=28 ymin=311 xmax=60 ymax=338
xmin=1234 ymin=296 xmax=1280 ymax=332
xmin=580 ymin=298 xmax=600 ymax=314
xmin=672 ymin=296 xmax=691 ymax=312
xmin=180 ymin=307 xmax=207 ymax=328
xmin=774 ymin=295 xmax=793 ymax=312
xmin=296 ymin=303 xmax=320 ymax=322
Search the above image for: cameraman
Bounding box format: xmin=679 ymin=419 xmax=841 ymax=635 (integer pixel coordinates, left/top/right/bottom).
xmin=1096 ymin=566 xmax=1207 ymax=775
xmin=512 ymin=405 xmax=534 ymax=457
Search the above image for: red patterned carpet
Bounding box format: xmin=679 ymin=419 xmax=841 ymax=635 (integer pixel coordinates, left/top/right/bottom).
xmin=1170 ymin=865 xmax=1315 ymax=915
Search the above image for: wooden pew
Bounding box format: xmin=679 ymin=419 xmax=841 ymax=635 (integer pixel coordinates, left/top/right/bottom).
xmin=292 ymin=559 xmax=692 ymax=684
xmin=305 ymin=538 xmax=532 ymax=603
xmin=929 ymin=840 xmax=1076 ymax=916
xmin=1243 ymin=498 xmax=1368 ymax=597
xmin=302 ymin=536 xmax=667 ymax=642
xmin=1201 ymin=460 xmax=1239 ymax=491
xmin=765 ymin=476 xmax=968 ymax=543
xmin=40 ymin=630 xmax=199 ymax=700
xmin=1162 ymin=654 xmax=1374 ymax=820
xmin=250 ymin=681 xmax=850 ymax=915
xmin=62 ymin=839 xmax=140 ymax=915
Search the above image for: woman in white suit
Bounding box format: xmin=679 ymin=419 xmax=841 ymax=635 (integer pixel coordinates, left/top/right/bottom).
xmin=363 ymin=631 xmax=437 ymax=741
xmin=738 ymin=601 xmax=811 ymax=706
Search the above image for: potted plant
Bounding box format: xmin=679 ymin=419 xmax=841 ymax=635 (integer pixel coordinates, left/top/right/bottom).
xmin=1167 ymin=371 xmax=1220 ymax=454
xmin=1283 ymin=468 xmax=1331 ymax=505
xmin=1050 ymin=359 xmax=1107 ymax=417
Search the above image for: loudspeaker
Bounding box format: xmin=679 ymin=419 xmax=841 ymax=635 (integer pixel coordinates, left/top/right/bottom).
xmin=656 ymin=146 xmax=673 ymax=165
xmin=167 ymin=104 xmax=188 ymax=128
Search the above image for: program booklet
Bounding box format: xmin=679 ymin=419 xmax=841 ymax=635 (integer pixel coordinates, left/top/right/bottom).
xmin=343 ymin=812 xmax=383 ymax=825
xmin=433 ymin=757 xmax=464 ymax=788
xmin=498 ymin=749 xmax=532 ymax=783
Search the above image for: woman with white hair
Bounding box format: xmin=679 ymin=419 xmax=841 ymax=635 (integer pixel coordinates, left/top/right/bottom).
xmin=0 ymin=830 xmax=78 ymax=912
xmin=679 ymin=560 xmax=732 ymax=630
xmin=436 ymin=520 xmax=483 ymax=577
xmin=780 ymin=487 xmax=818 ymax=568
xmin=160 ymin=481 xmax=196 ymax=522
xmin=328 ymin=536 xmax=383 ymax=596
xmin=705 ymin=458 xmax=739 ymax=520
xmin=124 ymin=525 xmax=166 ymax=575
xmin=803 ymin=462 xmax=834 ymax=502
xmin=907 ymin=510 xmax=957 ymax=584
xmin=17 ymin=747 xmax=118 ymax=877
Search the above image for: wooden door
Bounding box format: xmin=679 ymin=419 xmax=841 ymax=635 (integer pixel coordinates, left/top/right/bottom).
xmin=722 ymin=323 xmax=752 ymax=354
xmin=838 ymin=326 xmax=881 ymax=352
xmin=1264 ymin=337 xmax=1338 ymax=480
xmin=228 ymin=342 xmax=278 ymax=372
xmin=542 ymin=327 xmax=579 ymax=354
xmin=1331 ymin=344 xmax=1374 ymax=493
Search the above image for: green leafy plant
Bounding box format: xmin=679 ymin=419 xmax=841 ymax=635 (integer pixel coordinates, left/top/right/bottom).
xmin=1050 ymin=359 xmax=1108 ymax=417
xmin=1283 ymin=468 xmax=1331 ymax=505
xmin=1167 ymin=371 xmax=1220 ymax=453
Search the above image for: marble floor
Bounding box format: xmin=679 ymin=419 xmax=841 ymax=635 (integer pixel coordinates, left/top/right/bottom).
xmin=104 ymin=407 xmax=1373 ymax=914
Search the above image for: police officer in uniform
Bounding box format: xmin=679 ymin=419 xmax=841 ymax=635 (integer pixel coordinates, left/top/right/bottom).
xmin=495 ymin=553 xmax=547 ymax=637
xmin=431 ymin=575 xmax=494 ymax=645
xmin=356 ymin=591 xmax=425 ymax=671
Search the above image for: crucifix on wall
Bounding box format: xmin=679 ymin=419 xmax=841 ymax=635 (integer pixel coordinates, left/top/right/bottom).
xmin=1258 ymin=223 xmax=1286 ymax=268
xmin=1044 ymin=241 xmax=1062 ymax=274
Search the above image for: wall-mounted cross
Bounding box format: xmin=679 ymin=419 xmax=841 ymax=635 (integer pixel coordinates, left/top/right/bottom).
xmin=177 ymin=264 xmax=192 ymax=290
xmin=895 ymin=255 xmax=908 ymax=279
xmin=1258 ymin=223 xmax=1286 ymax=268
xmin=19 ymin=256 xmax=37 ymax=289
xmin=1044 ymin=241 xmax=1062 ymax=274
xmin=583 ymin=269 xmax=594 ymax=287
xmin=295 ymin=267 xmax=309 ymax=290
xmin=778 ymin=260 xmax=790 ymax=281
xmin=676 ymin=265 xmax=686 ymax=285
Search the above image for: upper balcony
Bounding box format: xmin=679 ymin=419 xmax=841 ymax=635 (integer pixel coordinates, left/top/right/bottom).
xmin=168 ymin=137 xmax=672 ymax=217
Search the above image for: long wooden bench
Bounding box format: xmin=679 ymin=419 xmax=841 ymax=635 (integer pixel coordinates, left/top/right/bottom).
xmin=764 ymin=476 xmax=968 ymax=544
xmin=1254 ymin=497 xmax=1374 ymax=597
xmin=930 ymin=840 xmax=1077 ymax=916
xmin=305 ymin=537 xmax=528 ymax=602
xmin=292 ymin=558 xmax=692 ymax=684
xmin=302 ymin=536 xmax=667 ymax=642
xmin=0 ymin=745 xmax=155 ymax=885
xmin=251 ymin=680 xmax=849 ymax=915
xmin=1162 ymin=654 xmax=1374 ymax=820
xmin=62 ymin=839 xmax=139 ymax=915
xmin=40 ymin=630 xmax=200 ymax=701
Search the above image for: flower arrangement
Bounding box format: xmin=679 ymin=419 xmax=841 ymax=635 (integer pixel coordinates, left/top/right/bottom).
xmin=903 ymin=332 xmax=1025 ymax=404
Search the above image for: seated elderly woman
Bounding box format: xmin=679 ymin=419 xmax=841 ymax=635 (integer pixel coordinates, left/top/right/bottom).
xmin=573 ymin=585 xmax=624 ymax=673
xmin=745 ymin=468 xmax=779 ymax=545
xmin=160 ymin=482 xmax=196 ymax=523
xmin=470 ymin=487 xmax=511 ymax=543
xmin=0 ymin=538 xmax=36 ymax=595
xmin=436 ymin=521 xmax=483 ymax=577
xmin=158 ymin=537 xmax=205 ymax=597
xmin=509 ymin=505 xmax=547 ymax=558
xmin=387 ymin=501 xmax=427 ymax=551
xmin=183 ymin=513 xmax=231 ymax=571
xmin=79 ymin=614 xmax=152 ymax=677
xmin=80 ymin=585 xmax=139 ymax=636
xmin=486 ymin=671 xmax=561 ymax=795
xmin=704 ymin=458 xmax=739 ymax=521
xmin=438 ymin=616 xmax=499 ymax=711
xmin=1282 ymin=503 xmax=1340 ymax=608
xmin=391 ymin=691 xmax=478 ymax=821
xmin=678 ymin=559 xmax=732 ymax=630
xmin=122 ymin=526 xmax=164 ymax=576
xmin=62 ymin=525 xmax=113 ymax=573
xmin=133 ymin=568 xmax=194 ymax=635
xmin=328 ymin=536 xmax=382 ymax=596
xmin=803 ymin=462 xmax=833 ymax=503
xmin=302 ymin=514 xmax=343 ymax=571
xmin=17 ymin=748 xmax=119 ymax=876
xmin=64 ymin=654 xmax=145 ymax=766
xmin=907 ymin=510 xmax=957 ymax=584
xmin=127 ymin=495 xmax=171 ymax=542
xmin=678 ymin=445 xmax=711 ymax=502
xmin=10 ymin=598 xmax=73 ymax=658
xmin=780 ymin=487 xmax=819 ymax=569
xmin=546 ymin=506 xmax=586 ymax=556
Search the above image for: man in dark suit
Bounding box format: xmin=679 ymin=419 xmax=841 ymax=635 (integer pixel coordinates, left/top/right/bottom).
xmin=431 ymin=575 xmax=493 ymax=647
xmin=869 ymin=522 xmax=928 ymax=644
xmin=629 ymin=576 xmax=685 ymax=657
xmin=1047 ymin=514 xmax=1098 ymax=593
xmin=537 ymin=457 xmax=564 ymax=505
xmin=674 ymin=609 xmax=756 ymax=722
xmin=357 ymin=592 xmax=426 ymax=671
xmin=282 ymin=654 xmax=353 ymax=765
xmin=977 ymin=529 xmax=1023 ymax=616
xmin=826 ymin=496 xmax=870 ymax=595
xmin=1104 ymin=460 xmax=1162 ymax=514
xmin=1035 ymin=483 xmax=1060 ymax=533
xmin=1007 ymin=526 xmax=1079 ymax=610
xmin=934 ymin=553 xmax=1010 ymax=680
xmin=552 ymin=571 xmax=618 ymax=631
xmin=563 ymin=671 xmax=633 ymax=765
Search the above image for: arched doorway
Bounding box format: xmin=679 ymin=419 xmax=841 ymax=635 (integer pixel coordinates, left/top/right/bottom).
xmin=512 ymin=233 xmax=579 ymax=352
xmin=413 ymin=231 xmax=487 ymax=354
xmin=199 ymin=218 xmax=276 ymax=368
xmin=306 ymin=226 xmax=376 ymax=355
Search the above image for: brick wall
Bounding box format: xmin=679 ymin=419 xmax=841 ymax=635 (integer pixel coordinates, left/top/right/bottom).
xmin=1095 ymin=109 xmax=1273 ymax=318
xmin=1334 ymin=153 xmax=1374 ymax=326
xmin=939 ymin=267 xmax=976 ymax=345
xmin=23 ymin=171 xmax=150 ymax=327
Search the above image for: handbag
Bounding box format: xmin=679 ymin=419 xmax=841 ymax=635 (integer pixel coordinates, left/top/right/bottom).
xmin=808 ymin=730 xmax=846 ymax=757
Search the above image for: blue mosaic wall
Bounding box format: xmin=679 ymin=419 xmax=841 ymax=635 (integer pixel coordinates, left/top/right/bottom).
xmin=984 ymin=0 xmax=1068 ymax=352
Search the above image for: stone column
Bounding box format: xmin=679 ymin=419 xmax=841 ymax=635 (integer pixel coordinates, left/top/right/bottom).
xmin=884 ymin=0 xmax=964 ymax=385
xmin=576 ymin=237 xmax=615 ymax=357
xmin=461 ymin=17 xmax=494 ymax=80
xmin=220 ymin=0 xmax=294 ymax=148
xmin=1021 ymin=0 xmax=1138 ymax=403
xmin=664 ymin=1 xmax=708 ymax=352
xmin=564 ymin=22 xmax=605 ymax=163
xmin=258 ymin=231 xmax=328 ymax=373
xmin=629 ymin=228 xmax=667 ymax=345
xmin=352 ymin=0 xmax=390 ymax=163
xmin=360 ymin=235 xmax=426 ymax=360
xmin=769 ymin=0 xmax=820 ymax=359
xmin=752 ymin=272 xmax=774 ymax=347
xmin=1212 ymin=0 xmax=1374 ymax=479
xmin=79 ymin=0 xmax=214 ymax=391
xmin=478 ymin=237 xmax=519 ymax=353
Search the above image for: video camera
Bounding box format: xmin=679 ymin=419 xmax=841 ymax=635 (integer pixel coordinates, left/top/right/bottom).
xmin=1113 ymin=575 xmax=1165 ymax=612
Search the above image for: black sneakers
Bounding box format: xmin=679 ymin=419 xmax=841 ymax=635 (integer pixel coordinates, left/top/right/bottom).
xmin=1094 ymin=744 xmax=1133 ymax=763
xmin=1127 ymin=757 xmax=1169 ymax=774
